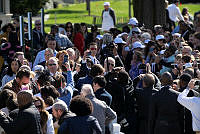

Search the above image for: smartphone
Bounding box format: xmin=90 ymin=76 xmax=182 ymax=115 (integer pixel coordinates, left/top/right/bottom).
xmin=63 ymin=55 xmax=68 ymax=64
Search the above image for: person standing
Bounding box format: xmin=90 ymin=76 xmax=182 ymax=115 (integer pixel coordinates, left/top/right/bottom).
xmin=101 ymin=2 xmax=116 ymax=32
xmin=0 ymin=90 xmax=42 ymax=134
xmin=167 ymin=0 xmax=184 ymax=28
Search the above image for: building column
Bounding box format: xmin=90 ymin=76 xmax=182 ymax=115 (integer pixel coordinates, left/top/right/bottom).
xmin=4 ymin=0 xmax=10 ymax=14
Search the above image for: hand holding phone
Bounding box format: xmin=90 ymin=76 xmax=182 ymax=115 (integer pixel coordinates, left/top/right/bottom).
xmin=63 ymin=55 xmax=68 ymax=65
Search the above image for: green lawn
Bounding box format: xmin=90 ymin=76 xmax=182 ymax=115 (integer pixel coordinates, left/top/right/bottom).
xmin=44 ymin=0 xmax=200 ymax=32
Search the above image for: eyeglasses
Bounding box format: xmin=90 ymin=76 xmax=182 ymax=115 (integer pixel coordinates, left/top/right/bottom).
xmin=90 ymin=48 xmax=97 ymax=50
xmin=48 ymin=63 xmax=57 ymax=66
xmin=108 ymin=63 xmax=115 ymax=66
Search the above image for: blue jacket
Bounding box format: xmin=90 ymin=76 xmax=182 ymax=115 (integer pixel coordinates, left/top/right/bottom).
xmin=58 ymin=71 xmax=75 ymax=107
xmin=75 ymin=75 xmax=93 ymax=91
xmin=95 ymin=88 xmax=112 ymax=106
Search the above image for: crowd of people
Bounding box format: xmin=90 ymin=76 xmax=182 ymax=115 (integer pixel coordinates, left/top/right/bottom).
xmin=0 ymin=0 xmax=200 ymax=134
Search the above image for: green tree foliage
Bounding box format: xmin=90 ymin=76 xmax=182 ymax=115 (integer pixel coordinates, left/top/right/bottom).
xmin=11 ymin=0 xmax=49 ymax=16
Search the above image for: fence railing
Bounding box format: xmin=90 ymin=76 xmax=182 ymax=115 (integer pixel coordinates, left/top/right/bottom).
xmin=93 ymin=16 xmax=129 ymax=25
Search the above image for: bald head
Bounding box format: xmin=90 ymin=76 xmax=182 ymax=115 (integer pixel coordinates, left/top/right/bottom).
xmin=161 ymin=72 xmax=173 ymax=86
xmin=143 ymin=74 xmax=155 ymax=88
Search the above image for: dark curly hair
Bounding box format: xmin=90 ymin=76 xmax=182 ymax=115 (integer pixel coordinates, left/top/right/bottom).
xmin=40 ymin=85 xmax=60 ymax=100
xmin=70 ymin=95 xmax=93 ymax=116
xmin=2 ymin=23 xmax=15 ymax=33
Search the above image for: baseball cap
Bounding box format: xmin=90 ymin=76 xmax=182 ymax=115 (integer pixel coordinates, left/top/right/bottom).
xmin=114 ymin=37 xmax=126 ymax=44
xmin=96 ymin=35 xmax=103 ymax=40
xmin=156 ymin=35 xmax=165 ymax=41
xmin=128 ymin=17 xmax=138 ymax=26
xmin=172 ymin=33 xmax=181 ymax=37
xmin=132 ymin=41 xmax=145 ymax=49
xmin=104 ymin=2 xmax=110 ymax=6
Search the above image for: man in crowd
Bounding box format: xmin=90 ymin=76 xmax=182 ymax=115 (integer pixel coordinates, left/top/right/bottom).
xmin=2 ymin=68 xmax=31 ymax=93
xmin=32 ymin=20 xmax=43 ymax=51
xmin=50 ymin=24 xmax=73 ymax=50
xmin=167 ymin=0 xmax=184 ymax=27
xmin=81 ymin=84 xmax=116 ymax=134
xmin=0 ymin=90 xmax=42 ymax=134
xmin=93 ymin=75 xmax=112 ymax=106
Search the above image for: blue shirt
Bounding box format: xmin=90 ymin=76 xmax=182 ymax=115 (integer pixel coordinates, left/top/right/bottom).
xmin=33 ymin=49 xmax=57 ymax=68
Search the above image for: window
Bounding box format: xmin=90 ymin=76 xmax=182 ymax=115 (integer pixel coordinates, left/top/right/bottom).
xmin=0 ymin=0 xmax=3 ymax=13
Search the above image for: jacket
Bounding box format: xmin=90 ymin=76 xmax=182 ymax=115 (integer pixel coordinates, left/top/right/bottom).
xmin=58 ymin=115 xmax=102 ymax=134
xmin=0 ymin=103 xmax=42 ymax=134
xmin=134 ymin=87 xmax=158 ymax=134
xmin=2 ymin=79 xmax=21 ymax=93
xmin=150 ymin=86 xmax=182 ymax=134
xmin=75 ymin=75 xmax=93 ymax=91
xmin=101 ymin=8 xmax=116 ymax=25
xmin=86 ymin=94 xmax=116 ymax=134
xmin=95 ymin=87 xmax=112 ymax=106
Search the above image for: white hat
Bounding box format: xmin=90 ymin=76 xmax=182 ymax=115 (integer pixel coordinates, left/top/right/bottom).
xmin=132 ymin=41 xmax=145 ymax=49
xmin=160 ymin=50 xmax=166 ymax=55
xmin=144 ymin=39 xmax=150 ymax=44
xmin=172 ymin=33 xmax=181 ymax=37
xmin=141 ymin=32 xmax=151 ymax=40
xmin=156 ymin=35 xmax=165 ymax=41
xmin=132 ymin=27 xmax=141 ymax=34
xmin=96 ymin=35 xmax=103 ymax=40
xmin=114 ymin=37 xmax=126 ymax=44
xmin=33 ymin=65 xmax=44 ymax=72
xmin=128 ymin=17 xmax=138 ymax=25
xmin=104 ymin=2 xmax=110 ymax=6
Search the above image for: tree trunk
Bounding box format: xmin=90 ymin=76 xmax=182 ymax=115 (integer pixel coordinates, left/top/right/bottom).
xmin=133 ymin=0 xmax=166 ymax=29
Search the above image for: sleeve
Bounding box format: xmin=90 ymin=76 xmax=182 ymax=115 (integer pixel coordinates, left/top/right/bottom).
xmin=177 ymin=88 xmax=197 ymax=111
xmin=176 ymin=7 xmax=184 ymax=21
xmin=1 ymin=75 xmax=8 ymax=87
xmin=65 ymin=36 xmax=73 ymax=48
xmin=58 ymin=120 xmax=69 ymax=134
xmin=46 ymin=114 xmax=55 ymax=134
xmin=92 ymin=118 xmax=102 ymax=134
xmin=33 ymin=51 xmax=42 ymax=67
xmin=111 ymin=9 xmax=116 ymax=25
xmin=104 ymin=103 xmax=117 ymax=125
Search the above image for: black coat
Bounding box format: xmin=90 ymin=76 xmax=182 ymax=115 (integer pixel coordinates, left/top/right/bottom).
xmin=58 ymin=115 xmax=102 ymax=134
xmin=134 ymin=87 xmax=158 ymax=134
xmin=0 ymin=103 xmax=42 ymax=134
xmin=150 ymin=86 xmax=182 ymax=134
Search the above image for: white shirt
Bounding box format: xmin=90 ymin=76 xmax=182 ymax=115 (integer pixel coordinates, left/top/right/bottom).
xmin=177 ymin=88 xmax=200 ymax=131
xmin=89 ymin=55 xmax=100 ymax=64
xmin=102 ymin=10 xmax=114 ymax=31
xmin=167 ymin=4 xmax=184 ymax=22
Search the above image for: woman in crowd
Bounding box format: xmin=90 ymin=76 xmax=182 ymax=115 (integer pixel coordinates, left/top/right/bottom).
xmin=1 ymin=58 xmax=21 ymax=87
xmin=33 ymin=96 xmax=54 ymax=134
xmin=65 ymin=22 xmax=73 ymax=41
xmin=73 ymin=23 xmax=84 ymax=56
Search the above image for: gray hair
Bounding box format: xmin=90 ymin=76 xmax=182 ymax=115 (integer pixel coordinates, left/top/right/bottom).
xmin=52 ymin=100 xmax=68 ymax=112
xmin=103 ymin=33 xmax=113 ymax=45
xmin=45 ymin=48 xmax=54 ymax=55
xmin=81 ymin=84 xmax=95 ymax=96
xmin=66 ymin=48 xmax=75 ymax=56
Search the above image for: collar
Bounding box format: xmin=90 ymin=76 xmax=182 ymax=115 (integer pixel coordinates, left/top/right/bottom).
xmin=58 ymin=111 xmax=69 ymax=125
xmin=85 ymin=94 xmax=95 ymax=99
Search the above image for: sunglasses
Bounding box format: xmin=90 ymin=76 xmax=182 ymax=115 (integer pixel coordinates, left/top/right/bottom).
xmin=35 ymin=105 xmax=42 ymax=109
xmin=108 ymin=63 xmax=115 ymax=66
xmin=48 ymin=63 xmax=56 ymax=66
xmin=90 ymin=48 xmax=97 ymax=50
xmin=35 ymin=23 xmax=41 ymax=26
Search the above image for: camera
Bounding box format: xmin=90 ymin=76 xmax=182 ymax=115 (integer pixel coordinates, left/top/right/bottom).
xmin=138 ymin=64 xmax=146 ymax=74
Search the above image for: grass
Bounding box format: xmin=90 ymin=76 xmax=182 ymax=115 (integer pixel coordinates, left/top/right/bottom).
xmin=44 ymin=0 xmax=200 ymax=32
